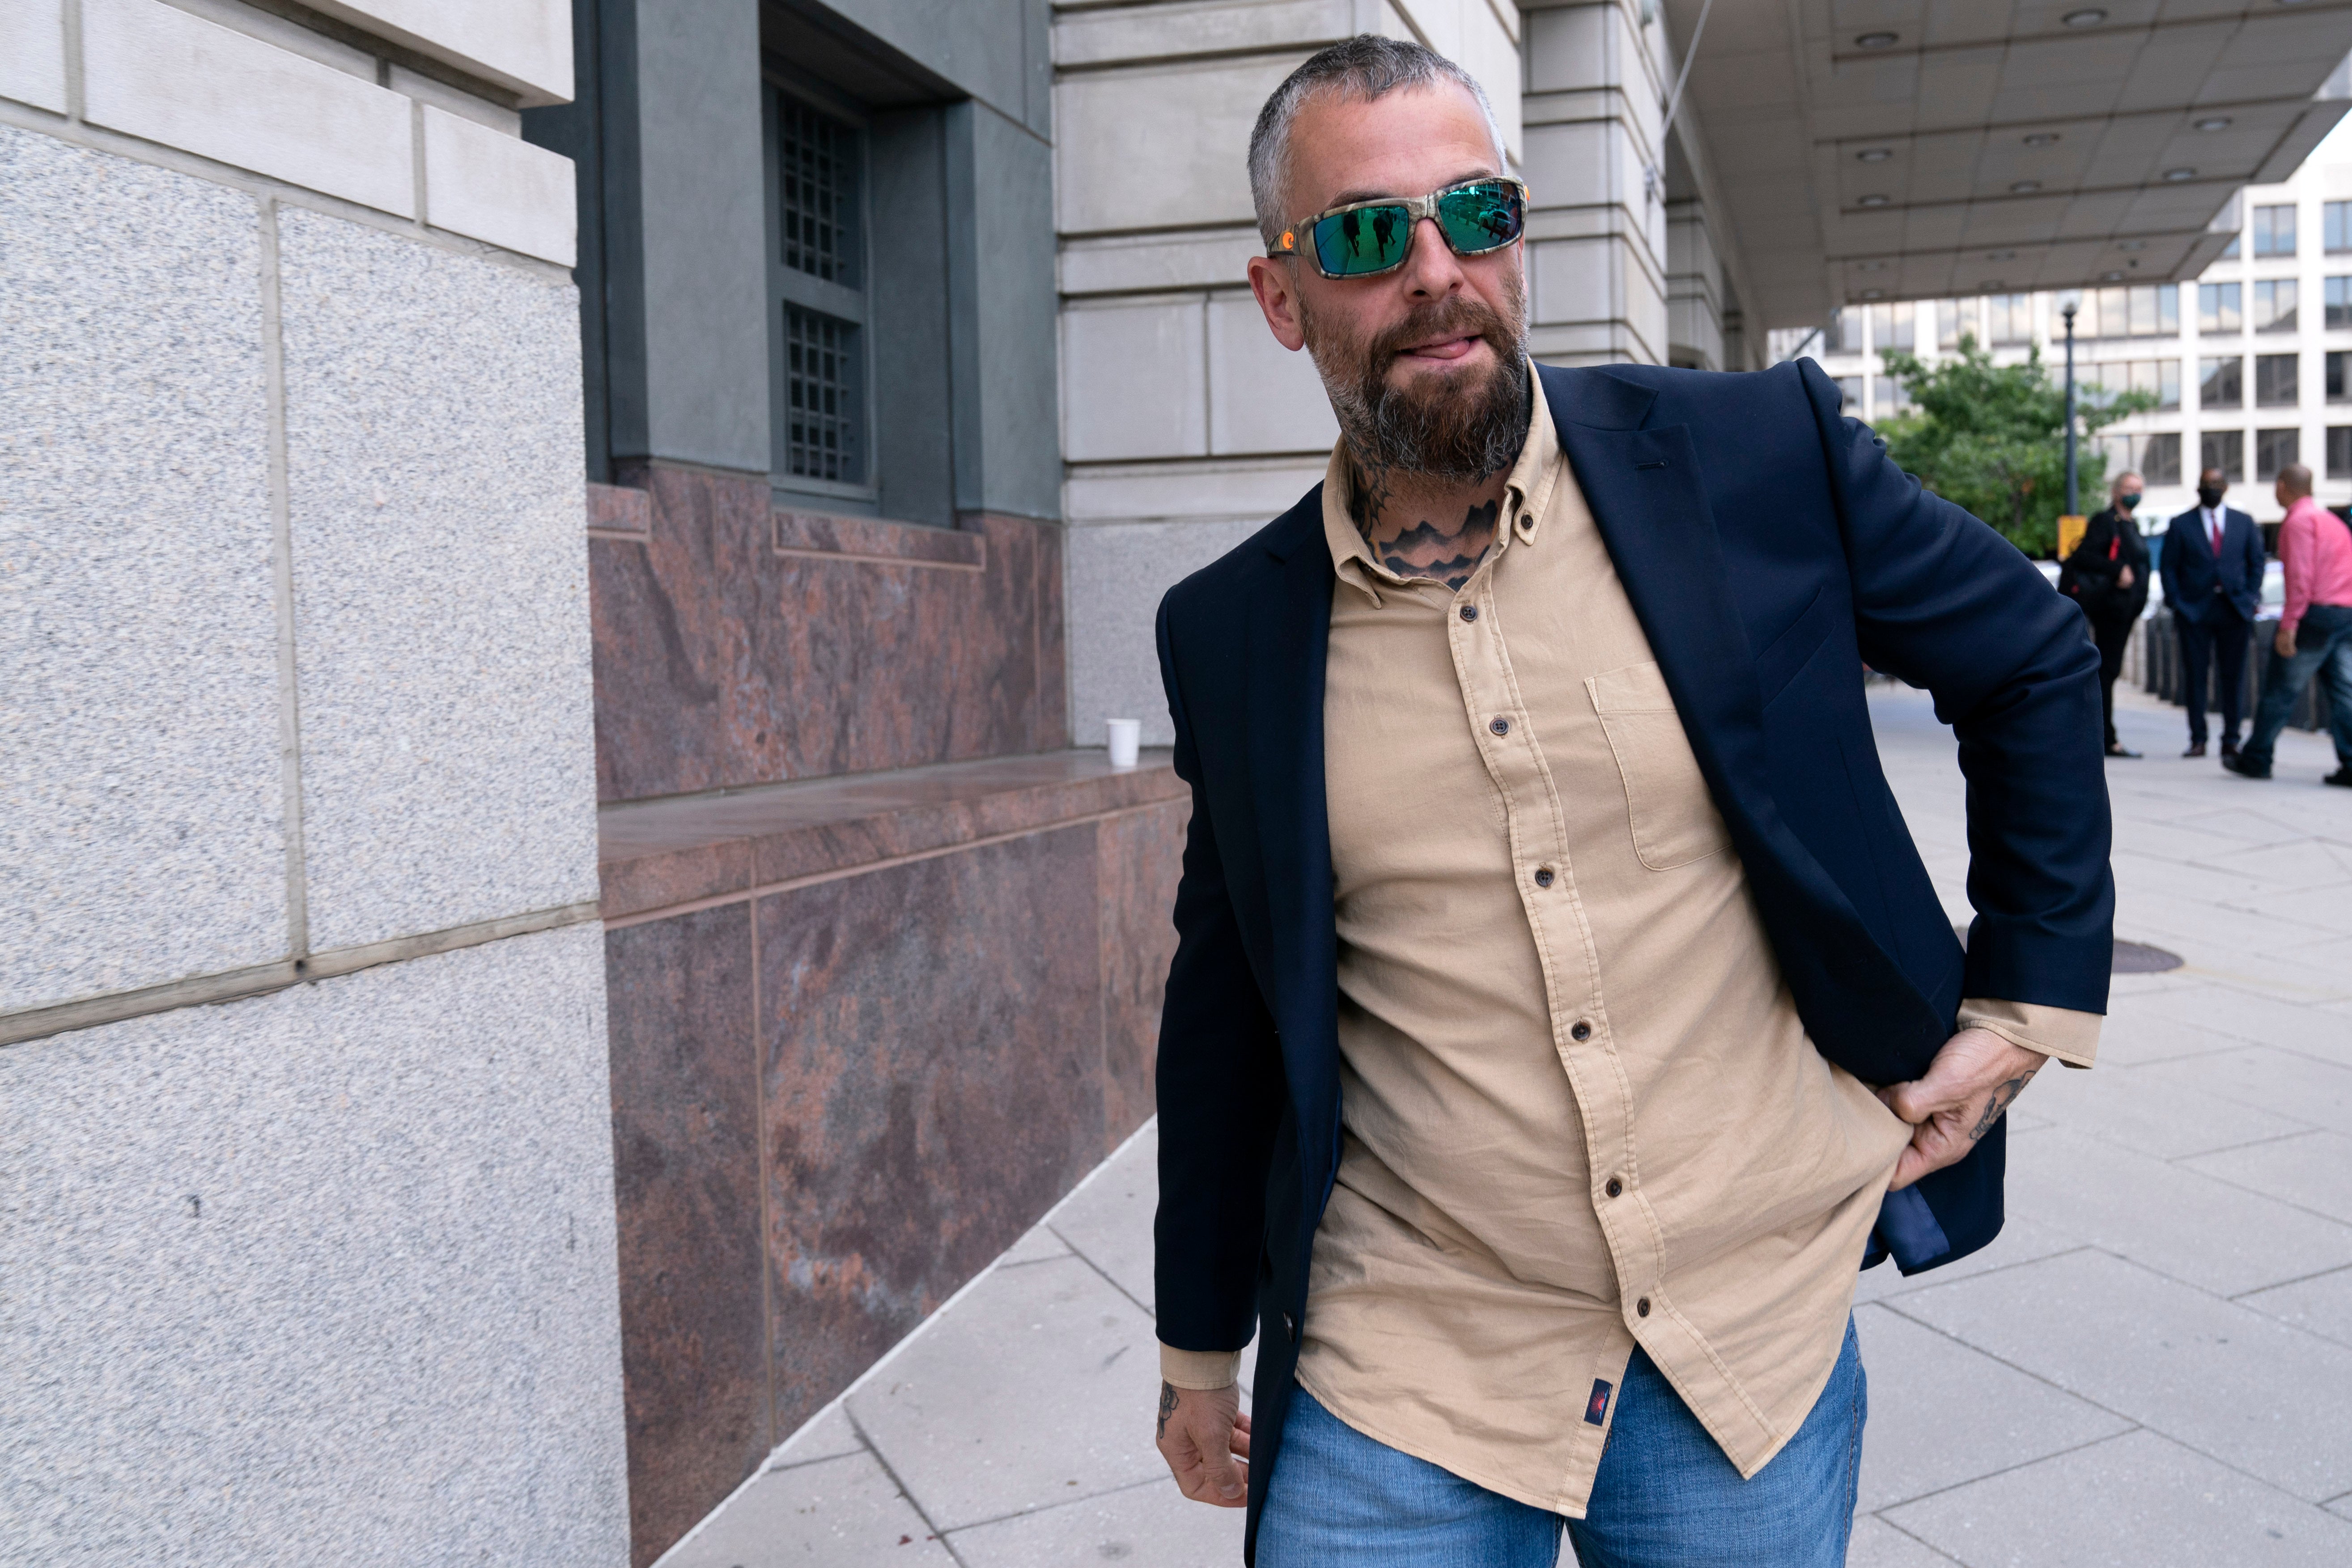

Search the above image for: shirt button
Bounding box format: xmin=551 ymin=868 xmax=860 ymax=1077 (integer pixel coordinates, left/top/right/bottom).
xmin=1459 ymin=604 xmax=1478 ymax=622
xmin=1489 ymin=717 xmax=1510 ymax=736
xmin=1533 ymin=867 xmax=1554 ymax=888
xmin=1636 ymin=1297 xmax=1651 ymax=1318
xmin=1605 ymin=1177 xmax=1623 ymax=1198
xmin=1571 ymin=1020 xmax=1592 ymax=1041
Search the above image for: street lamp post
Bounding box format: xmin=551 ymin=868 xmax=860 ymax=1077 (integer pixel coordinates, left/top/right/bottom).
xmin=2060 ymin=297 xmax=2080 ymax=516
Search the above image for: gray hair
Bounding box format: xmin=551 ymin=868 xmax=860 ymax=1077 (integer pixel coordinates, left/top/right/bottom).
xmin=1247 ymin=35 xmax=1508 ymax=249
xmin=2108 ymin=470 xmax=2141 ymax=499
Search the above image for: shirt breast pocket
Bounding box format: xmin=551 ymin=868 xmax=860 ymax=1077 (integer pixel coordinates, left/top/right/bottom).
xmin=1585 ymin=661 xmax=1733 ymax=871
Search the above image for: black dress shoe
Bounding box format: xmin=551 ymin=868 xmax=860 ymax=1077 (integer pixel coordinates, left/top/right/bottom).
xmin=2222 ymin=752 xmax=2271 ymax=779
xmin=2327 ymin=768 xmax=2352 ymax=789
xmin=2183 ymin=741 xmax=2208 ymax=758
xmin=2221 ymin=741 xmax=2241 ymax=761
xmin=2106 ymin=742 xmax=2142 ymax=758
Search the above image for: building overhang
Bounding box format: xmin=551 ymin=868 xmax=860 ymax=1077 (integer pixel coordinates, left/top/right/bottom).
xmin=1667 ymin=0 xmax=2352 ymax=328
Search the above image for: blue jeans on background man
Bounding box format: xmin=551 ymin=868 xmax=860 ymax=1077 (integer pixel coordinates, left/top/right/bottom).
xmin=2239 ymin=602 xmax=2352 ymax=774
xmin=1257 ymin=1318 xmax=1866 ymax=1568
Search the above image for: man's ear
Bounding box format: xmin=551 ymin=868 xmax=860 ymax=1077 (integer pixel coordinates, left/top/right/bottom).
xmin=1248 ymin=255 xmax=1308 ymax=353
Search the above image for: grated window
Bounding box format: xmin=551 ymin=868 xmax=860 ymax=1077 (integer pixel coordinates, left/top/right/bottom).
xmin=779 ymin=97 xmax=856 ymax=285
xmin=784 ymin=307 xmax=858 ymax=482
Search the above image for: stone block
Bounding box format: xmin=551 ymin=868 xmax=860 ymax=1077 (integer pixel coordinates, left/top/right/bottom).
xmin=0 ymin=0 xmax=67 ymax=111
xmin=277 ymin=208 xmax=598 ymax=951
xmin=305 ymin=0 xmax=573 ymax=105
xmin=1098 ymin=800 xmax=1187 ymax=1135
xmin=660 ymin=1450 xmax=953 ymax=1568
xmin=421 ymin=104 xmax=576 ymax=265
xmin=1207 ymin=292 xmax=1341 ymax=457
xmin=1885 ymin=1429 xmax=2352 ymax=1568
xmin=604 ymin=904 xmax=767 ymax=1567
xmin=759 ymin=825 xmax=1110 ymax=1439
xmin=846 ymin=1255 xmax=1166 ymax=1531
xmin=0 ymin=924 xmax=628 ymax=1566
xmin=1066 ymin=518 xmax=1270 ymax=748
xmin=0 ymin=127 xmax=287 ymax=1016
xmin=82 ymin=0 xmax=415 ymax=217
xmin=2185 ymin=1130 xmax=2352 ymax=1225
xmin=1063 ymin=298 xmax=1210 ymax=462
xmin=2239 ymin=1264 xmax=2352 ymax=1349
xmin=1055 ymin=56 xmax=1295 ymax=236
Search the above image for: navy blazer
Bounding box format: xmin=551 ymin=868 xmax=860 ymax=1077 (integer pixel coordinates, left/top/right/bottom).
xmin=1151 ymin=360 xmax=2113 ymax=1558
xmin=2158 ymin=504 xmax=2266 ymax=625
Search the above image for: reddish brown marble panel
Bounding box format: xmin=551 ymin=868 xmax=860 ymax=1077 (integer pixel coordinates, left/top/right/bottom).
xmin=1033 ymin=518 xmax=1070 ymax=751
xmin=1097 ymin=799 xmax=1189 ymax=1143
xmin=775 ymin=508 xmax=985 ymax=567
xmin=590 ymin=466 xmax=1067 ymax=804
xmin=604 ymin=904 xmax=766 ymax=1567
xmin=589 ymin=480 xmax=653 ymax=535
xmin=756 ymin=824 xmax=1107 ymax=1434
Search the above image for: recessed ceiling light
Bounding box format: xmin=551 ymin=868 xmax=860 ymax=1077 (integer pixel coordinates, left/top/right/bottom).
xmin=1861 ymin=289 xmax=1887 ymax=300
xmin=1856 ymin=31 xmax=1900 ymax=48
xmin=2194 ymin=116 xmax=2232 ymax=132
xmin=2062 ymin=8 xmax=2108 ymax=25
xmin=1987 ymin=250 xmax=2018 ymax=261
xmin=2118 ymin=239 xmax=2146 ymax=251
xmin=2023 ymin=132 xmax=2062 ymax=148
xmin=2010 ymin=180 xmax=2044 ymax=193
xmin=2102 ymin=270 xmax=2126 ymax=280
xmin=2163 ymin=167 xmax=2197 ymax=181
xmin=1859 ymin=194 xmax=1892 ymax=207
xmin=1856 ymin=147 xmax=1894 ymax=162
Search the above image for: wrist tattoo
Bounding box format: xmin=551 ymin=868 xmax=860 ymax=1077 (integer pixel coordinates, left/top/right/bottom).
xmin=1969 ymin=1066 xmax=2041 ymax=1142
xmin=1157 ymin=1380 xmax=1179 ymax=1439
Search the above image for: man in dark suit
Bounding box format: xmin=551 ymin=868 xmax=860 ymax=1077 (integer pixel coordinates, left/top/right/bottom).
xmin=1147 ymin=37 xmax=2112 ymax=1568
xmin=2158 ymin=467 xmax=2267 ymax=758
xmin=2059 ymin=470 xmax=2153 ymax=756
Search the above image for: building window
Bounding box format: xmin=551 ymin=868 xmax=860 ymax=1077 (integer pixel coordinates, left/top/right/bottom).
xmin=1836 ymin=375 xmax=1863 ymax=411
xmin=769 ymin=89 xmax=868 ymax=489
xmin=2141 ymin=432 xmax=2183 ymax=486
xmin=2200 ymin=356 xmax=2242 ymax=409
xmin=1824 ymin=308 xmax=1858 ymax=354
xmin=2257 ymin=427 xmax=2300 ymax=480
xmin=1985 ymin=293 xmax=2034 ymax=345
xmin=2330 ymin=277 xmax=2352 ymax=330
xmin=1870 ymin=302 xmax=1913 ymax=352
xmin=2090 ymin=358 xmax=2180 ymax=410
xmin=1875 ymin=374 xmax=1915 ymax=418
xmin=2330 ymin=201 xmax=2352 ymax=255
xmin=2078 ymin=285 xmax=2176 ymax=339
xmin=2333 ymin=351 xmax=2352 ymax=403
xmin=1936 ymin=299 xmax=1972 ymax=349
xmin=2256 ymin=353 xmax=2299 ymax=408
xmin=2199 ymin=283 xmax=2241 ymax=334
xmin=2202 ymin=430 xmax=2245 ymax=481
xmin=2254 ymin=279 xmax=2299 ymax=333
xmin=2253 ymin=204 xmax=2297 ymax=258
xmin=2329 ymin=426 xmax=2352 ymax=477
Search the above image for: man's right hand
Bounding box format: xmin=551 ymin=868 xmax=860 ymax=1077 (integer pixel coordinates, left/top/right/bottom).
xmin=1155 ymin=1381 xmax=1250 ymax=1508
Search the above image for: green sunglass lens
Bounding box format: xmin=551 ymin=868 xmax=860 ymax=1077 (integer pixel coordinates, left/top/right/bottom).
xmin=1313 ymin=204 xmax=1413 ymax=276
xmin=1436 ymin=184 xmax=1523 ymax=255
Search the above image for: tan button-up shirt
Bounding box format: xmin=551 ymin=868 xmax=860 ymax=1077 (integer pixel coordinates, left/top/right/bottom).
xmin=1161 ymin=378 xmax=2097 ymax=1515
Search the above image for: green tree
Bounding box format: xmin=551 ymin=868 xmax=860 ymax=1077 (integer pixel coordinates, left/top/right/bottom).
xmin=1874 ymin=337 xmax=2156 ymax=557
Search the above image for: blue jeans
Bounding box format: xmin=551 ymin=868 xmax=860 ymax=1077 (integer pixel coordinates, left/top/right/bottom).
xmin=1258 ymin=1318 xmax=1866 ymax=1568
xmin=2240 ymin=603 xmax=2352 ymax=771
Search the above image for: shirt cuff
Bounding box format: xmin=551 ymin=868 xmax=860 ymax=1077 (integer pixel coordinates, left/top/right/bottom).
xmin=1159 ymin=1342 xmax=1243 ymax=1390
xmin=1958 ymin=997 xmax=2102 ymax=1070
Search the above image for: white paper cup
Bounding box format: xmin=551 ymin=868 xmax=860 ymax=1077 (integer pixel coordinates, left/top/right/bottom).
xmin=1106 ymin=717 xmax=1142 ymax=769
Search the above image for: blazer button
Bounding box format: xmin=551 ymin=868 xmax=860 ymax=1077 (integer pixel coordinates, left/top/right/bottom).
xmin=1534 ymin=867 xmax=1554 ymax=888
xmin=1459 ymin=604 xmax=1478 ymax=622
xmin=1605 ymin=1177 xmax=1623 ymax=1198
xmin=1571 ymin=1020 xmax=1592 ymax=1041
xmin=1636 ymin=1297 xmax=1651 ymax=1318
xmin=1489 ymin=717 xmax=1510 ymax=736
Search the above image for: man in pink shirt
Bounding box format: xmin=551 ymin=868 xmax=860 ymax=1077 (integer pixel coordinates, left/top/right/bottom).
xmin=2226 ymin=463 xmax=2352 ymax=784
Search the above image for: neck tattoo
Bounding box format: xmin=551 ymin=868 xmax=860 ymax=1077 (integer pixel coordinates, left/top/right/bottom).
xmin=1349 ymin=457 xmax=1502 ymax=593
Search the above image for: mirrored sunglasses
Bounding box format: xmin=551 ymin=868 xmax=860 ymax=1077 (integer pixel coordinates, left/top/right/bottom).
xmin=1271 ymin=178 xmax=1528 ymax=279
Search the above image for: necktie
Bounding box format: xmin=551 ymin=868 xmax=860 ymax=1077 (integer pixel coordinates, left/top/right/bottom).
xmin=2208 ymin=514 xmax=2222 ymax=557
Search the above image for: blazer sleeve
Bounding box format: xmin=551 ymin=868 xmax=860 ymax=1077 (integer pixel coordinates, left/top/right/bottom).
xmin=1151 ymin=595 xmax=1287 ymax=1358
xmin=1797 ymin=361 xmax=2114 ymax=1013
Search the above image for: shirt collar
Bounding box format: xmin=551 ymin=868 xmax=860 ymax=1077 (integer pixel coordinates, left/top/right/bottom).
xmin=1320 ymin=361 xmax=1559 ymax=606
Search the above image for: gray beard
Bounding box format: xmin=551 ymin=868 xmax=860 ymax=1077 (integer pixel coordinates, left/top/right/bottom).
xmin=1314 ymin=330 xmax=1532 ymax=484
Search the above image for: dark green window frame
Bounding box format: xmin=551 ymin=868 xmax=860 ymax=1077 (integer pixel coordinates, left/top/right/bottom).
xmin=764 ymin=80 xmax=874 ymax=499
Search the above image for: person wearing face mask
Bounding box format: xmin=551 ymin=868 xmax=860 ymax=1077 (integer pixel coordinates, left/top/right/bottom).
xmin=2159 ymin=467 xmax=2267 ymax=759
xmin=2060 ymin=470 xmax=2154 ymax=757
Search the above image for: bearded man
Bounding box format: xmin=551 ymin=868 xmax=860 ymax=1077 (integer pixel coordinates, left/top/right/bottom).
xmin=1144 ymin=34 xmax=2113 ymax=1568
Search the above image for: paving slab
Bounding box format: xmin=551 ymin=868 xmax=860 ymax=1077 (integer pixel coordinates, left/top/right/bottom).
xmin=2135 ymin=1047 xmax=2352 ymax=1135
xmin=1846 ymin=1516 xmax=1963 ymax=1568
xmin=1889 ymin=1249 xmax=2352 ymax=1502
xmin=1850 ymin=1215 xmax=2082 ymax=1307
xmin=1884 ymin=1429 xmax=2352 ymax=1568
xmin=1049 ymin=1121 xmax=1158 ymax=1311
xmin=2184 ymin=1130 xmax=2352 ymax=1225
xmin=2018 ymin=1059 xmax=2310 ymax=1159
xmin=845 ymin=1254 xmax=1167 ymax=1531
xmin=2237 ymin=1266 xmax=2352 ymax=1348
xmin=997 ymin=1222 xmax=1075 ymax=1267
xmin=2004 ymin=1127 xmax=2352 ymax=1296
xmin=768 ymin=1404 xmax=865 ymax=1472
xmin=1851 ymin=1305 xmax=2131 ymax=1512
xmin=661 ymin=1450 xmax=955 ymax=1568
xmin=944 ymin=1476 xmax=1247 ymax=1566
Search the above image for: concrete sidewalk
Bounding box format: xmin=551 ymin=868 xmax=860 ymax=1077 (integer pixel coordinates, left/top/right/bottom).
xmin=660 ymin=684 xmax=2352 ymax=1567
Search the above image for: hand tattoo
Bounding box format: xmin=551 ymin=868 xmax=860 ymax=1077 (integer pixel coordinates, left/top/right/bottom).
xmin=1969 ymin=1066 xmax=2041 ymax=1142
xmin=1157 ymin=1380 xmax=1180 ymax=1440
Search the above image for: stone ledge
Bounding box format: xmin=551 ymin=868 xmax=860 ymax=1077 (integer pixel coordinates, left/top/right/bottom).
xmin=773 ymin=509 xmax=987 ymax=570
xmin=585 ymin=480 xmax=651 ymax=535
xmin=599 ymin=750 xmax=1183 ymax=922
